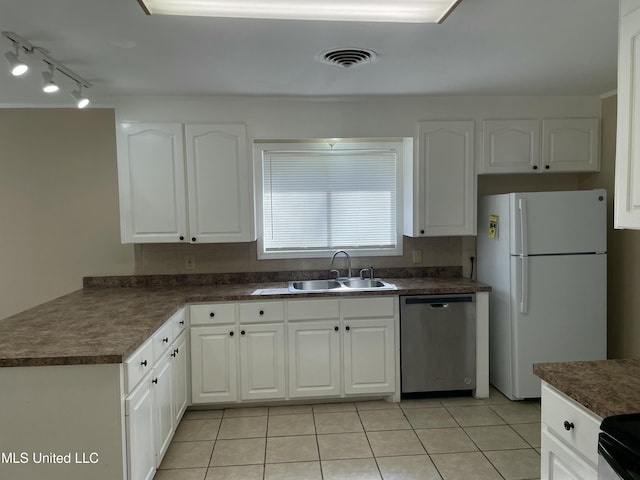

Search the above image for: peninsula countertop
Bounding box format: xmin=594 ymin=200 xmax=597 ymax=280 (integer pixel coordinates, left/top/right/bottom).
xmin=0 ymin=276 xmax=489 ymax=368
xmin=534 ymin=359 xmax=640 ymax=418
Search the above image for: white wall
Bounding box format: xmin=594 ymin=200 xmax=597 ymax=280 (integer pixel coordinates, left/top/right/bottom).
xmin=0 ymin=108 xmax=134 ymax=321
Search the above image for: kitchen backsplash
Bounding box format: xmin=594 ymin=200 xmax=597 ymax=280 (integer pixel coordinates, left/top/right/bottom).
xmin=134 ymin=235 xmax=475 ymax=277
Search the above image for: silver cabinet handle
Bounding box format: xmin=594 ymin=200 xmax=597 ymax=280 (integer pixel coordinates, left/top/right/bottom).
xmin=429 ymin=304 xmax=449 ymax=309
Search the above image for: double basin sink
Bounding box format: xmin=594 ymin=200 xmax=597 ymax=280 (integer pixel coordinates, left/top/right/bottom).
xmin=288 ymin=278 xmax=396 ymax=293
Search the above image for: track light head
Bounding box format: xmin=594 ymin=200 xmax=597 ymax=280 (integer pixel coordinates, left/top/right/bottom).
xmin=41 ymin=69 xmax=59 ymax=93
xmin=70 ymin=87 xmax=89 ymax=109
xmin=4 ymin=46 xmax=28 ymax=76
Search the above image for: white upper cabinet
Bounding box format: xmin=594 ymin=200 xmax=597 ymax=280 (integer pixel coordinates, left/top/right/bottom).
xmin=405 ymin=120 xmax=476 ymax=236
xmin=117 ymin=122 xmax=253 ymax=243
xmin=615 ymin=0 xmax=640 ymax=229
xmin=542 ymin=118 xmax=599 ymax=172
xmin=117 ymin=123 xmax=188 ymax=243
xmin=480 ymin=120 xmax=539 ymax=174
xmin=185 ymin=125 xmax=252 ymax=243
xmin=479 ymin=118 xmax=599 ymax=174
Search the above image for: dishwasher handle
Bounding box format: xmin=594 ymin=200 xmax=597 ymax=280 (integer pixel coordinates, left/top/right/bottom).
xmin=429 ymin=303 xmax=449 ymax=309
xmin=403 ymin=295 xmax=474 ymax=306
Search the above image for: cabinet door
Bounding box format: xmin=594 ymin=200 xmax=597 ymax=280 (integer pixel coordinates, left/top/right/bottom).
xmin=153 ymin=351 xmax=174 ymax=463
xmin=480 ymin=120 xmax=540 ymax=174
xmin=171 ymin=333 xmax=188 ymax=425
xmin=191 ymin=326 xmax=238 ymax=403
xmin=414 ymin=120 xmax=475 ymax=236
xmin=541 ymin=430 xmax=597 ymax=480
xmin=239 ymin=324 xmax=286 ymax=400
xmin=185 ymin=124 xmax=253 ymax=243
xmin=615 ymin=0 xmax=640 ymax=228
xmin=288 ymin=321 xmax=341 ymax=398
xmin=542 ymin=118 xmax=599 ymax=172
xmin=117 ymin=123 xmax=187 ymax=243
xmin=343 ymin=318 xmax=395 ymax=395
xmin=125 ymin=376 xmax=156 ymax=480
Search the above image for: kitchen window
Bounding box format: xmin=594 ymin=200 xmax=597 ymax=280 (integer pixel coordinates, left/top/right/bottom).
xmin=254 ymin=139 xmax=408 ymax=259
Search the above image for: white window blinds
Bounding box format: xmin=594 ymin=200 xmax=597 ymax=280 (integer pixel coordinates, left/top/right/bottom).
xmin=256 ymin=141 xmax=403 ymax=259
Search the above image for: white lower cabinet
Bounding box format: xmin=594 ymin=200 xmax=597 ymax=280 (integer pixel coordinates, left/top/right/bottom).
xmin=239 ymin=323 xmax=286 ymax=400
xmin=191 ymin=296 xmax=398 ymax=405
xmin=125 ymin=308 xmax=187 ymax=480
xmin=343 ymin=317 xmax=395 ymax=395
xmin=153 ymin=351 xmax=174 ymax=463
xmin=288 ymin=321 xmax=341 ymax=398
xmin=540 ymin=382 xmax=601 ymax=480
xmin=191 ymin=325 xmax=238 ymax=403
xmin=171 ymin=332 xmax=188 ymax=425
xmin=541 ymin=430 xmax=598 ymax=480
xmin=287 ymin=297 xmax=396 ymax=399
xmin=126 ymin=374 xmax=156 ymax=480
xmin=190 ymin=301 xmax=287 ymax=404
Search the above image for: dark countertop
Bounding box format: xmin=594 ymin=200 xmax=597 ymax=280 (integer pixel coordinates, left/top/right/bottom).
xmin=0 ymin=276 xmax=489 ymax=368
xmin=534 ymin=359 xmax=640 ymax=418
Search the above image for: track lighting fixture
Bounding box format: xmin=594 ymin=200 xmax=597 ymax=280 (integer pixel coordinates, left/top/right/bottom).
xmin=2 ymin=31 xmax=92 ymax=107
xmin=41 ymin=65 xmax=59 ymax=93
xmin=4 ymin=43 xmax=28 ymax=76
xmin=70 ymin=86 xmax=89 ymax=109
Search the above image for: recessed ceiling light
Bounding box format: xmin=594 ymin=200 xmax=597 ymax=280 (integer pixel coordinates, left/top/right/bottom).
xmin=137 ymin=0 xmax=463 ymax=23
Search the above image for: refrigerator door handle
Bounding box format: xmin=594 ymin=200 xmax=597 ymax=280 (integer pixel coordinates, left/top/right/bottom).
xmin=518 ymin=198 xmax=528 ymax=256
xmin=519 ymin=256 xmax=529 ymax=314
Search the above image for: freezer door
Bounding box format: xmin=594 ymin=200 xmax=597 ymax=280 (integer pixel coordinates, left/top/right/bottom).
xmin=510 ymin=189 xmax=607 ymax=255
xmin=510 ymin=254 xmax=606 ymax=399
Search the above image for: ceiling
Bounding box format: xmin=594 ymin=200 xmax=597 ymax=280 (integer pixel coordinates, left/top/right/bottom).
xmin=0 ymin=0 xmax=619 ymax=106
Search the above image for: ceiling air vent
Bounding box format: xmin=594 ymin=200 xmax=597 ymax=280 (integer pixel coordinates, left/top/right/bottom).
xmin=319 ymin=48 xmax=377 ymax=68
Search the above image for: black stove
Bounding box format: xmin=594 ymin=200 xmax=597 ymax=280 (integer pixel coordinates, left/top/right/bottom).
xmin=599 ymin=414 xmax=640 ymax=480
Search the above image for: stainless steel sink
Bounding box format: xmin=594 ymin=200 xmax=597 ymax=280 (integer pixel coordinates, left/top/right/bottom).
xmin=288 ymin=278 xmax=396 ymax=293
xmin=289 ymin=279 xmax=342 ymax=291
xmin=340 ymin=279 xmax=387 ymax=289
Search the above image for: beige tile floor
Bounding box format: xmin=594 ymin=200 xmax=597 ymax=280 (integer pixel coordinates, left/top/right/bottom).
xmin=154 ymin=388 xmax=541 ymax=480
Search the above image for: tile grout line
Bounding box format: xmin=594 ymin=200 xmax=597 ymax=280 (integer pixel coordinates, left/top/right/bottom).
xmin=310 ymin=408 xmax=324 ymax=480
xmin=357 ymin=404 xmax=383 ymax=480
xmin=162 ymin=396 xmax=542 ymax=480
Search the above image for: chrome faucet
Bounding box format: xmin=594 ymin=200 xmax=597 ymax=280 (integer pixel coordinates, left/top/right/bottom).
xmin=330 ymin=250 xmax=352 ymax=279
xmin=360 ymin=266 xmax=375 ymax=280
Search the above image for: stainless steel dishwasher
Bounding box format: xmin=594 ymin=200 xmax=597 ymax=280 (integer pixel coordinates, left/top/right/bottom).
xmin=400 ymin=294 xmax=476 ymax=394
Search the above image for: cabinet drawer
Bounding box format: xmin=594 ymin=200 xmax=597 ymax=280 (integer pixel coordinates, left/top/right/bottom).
xmin=342 ymin=297 xmax=395 ymax=319
xmin=287 ymin=299 xmax=340 ymax=321
xmin=541 ymin=383 xmax=601 ymax=466
xmin=191 ymin=303 xmax=236 ymax=325
xmin=238 ymin=301 xmax=285 ymax=323
xmin=125 ymin=338 xmax=154 ymax=394
xmin=153 ymin=319 xmax=174 ymax=360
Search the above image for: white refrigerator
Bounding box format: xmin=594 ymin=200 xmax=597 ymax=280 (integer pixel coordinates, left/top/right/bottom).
xmin=477 ymin=189 xmax=607 ymax=400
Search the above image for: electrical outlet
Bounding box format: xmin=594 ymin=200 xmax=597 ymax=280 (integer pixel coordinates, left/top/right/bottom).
xmin=412 ymin=249 xmax=423 ymax=264
xmin=184 ymin=255 xmax=195 ymax=270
